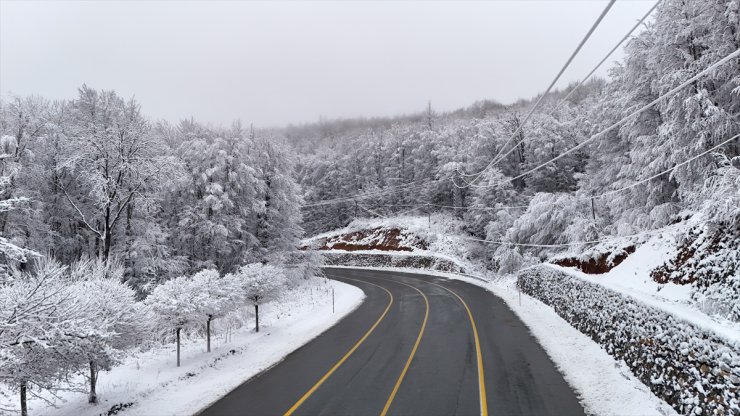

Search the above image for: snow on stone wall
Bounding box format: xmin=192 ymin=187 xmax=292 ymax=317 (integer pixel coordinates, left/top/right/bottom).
xmin=517 ymin=266 xmax=739 ymax=416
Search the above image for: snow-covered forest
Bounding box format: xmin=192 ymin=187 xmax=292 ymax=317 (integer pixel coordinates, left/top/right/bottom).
xmin=0 ymin=86 xmax=323 ymax=414
xmin=1 ymin=0 xmax=739 ymax=414
xmin=294 ymin=0 xmax=740 ymax=312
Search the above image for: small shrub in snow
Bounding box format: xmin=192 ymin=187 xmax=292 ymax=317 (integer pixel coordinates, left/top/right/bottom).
xmin=518 ymin=266 xmax=739 ymax=416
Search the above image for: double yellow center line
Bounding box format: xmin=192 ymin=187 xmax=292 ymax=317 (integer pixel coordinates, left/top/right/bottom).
xmin=284 ymin=276 xmax=488 ymax=416
xmin=380 ymin=281 xmax=429 ymax=416
xmin=283 ymin=278 xmax=393 ymax=416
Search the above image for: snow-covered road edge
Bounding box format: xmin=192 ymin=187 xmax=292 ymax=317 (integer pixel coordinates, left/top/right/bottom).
xmin=175 ymin=280 xmax=364 ymax=416
xmin=18 ymin=280 xmax=365 ymax=416
xmin=326 ymin=266 xmax=677 ymax=416
xmin=167 ymin=280 xmax=365 ymax=416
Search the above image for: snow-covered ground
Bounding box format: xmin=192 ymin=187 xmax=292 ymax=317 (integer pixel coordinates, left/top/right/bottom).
xmin=326 ymin=265 xmax=677 ymax=416
xmin=545 ymin=232 xmax=740 ymax=343
xmin=313 ymin=215 xmax=739 ymax=343
xmin=7 ymin=280 xmax=364 ymax=416
xmin=304 ymin=214 xmax=486 ymax=273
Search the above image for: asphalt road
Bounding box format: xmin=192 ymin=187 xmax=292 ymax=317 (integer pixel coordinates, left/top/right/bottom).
xmin=200 ymin=268 xmax=584 ymax=416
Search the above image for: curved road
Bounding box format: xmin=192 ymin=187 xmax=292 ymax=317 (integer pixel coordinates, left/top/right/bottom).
xmin=201 ymin=268 xmax=584 ymax=416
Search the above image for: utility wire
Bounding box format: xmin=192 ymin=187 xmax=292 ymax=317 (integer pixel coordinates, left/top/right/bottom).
xmin=468 ymin=47 xmax=740 ymax=189
xmin=369 ymin=203 xmax=530 ymax=211
xmin=551 ymin=0 xmax=662 ymax=113
xmin=459 ymin=0 xmax=616 ymax=187
xmin=459 ymin=0 xmax=660 ymax=189
xmin=591 ymin=132 xmax=740 ymax=200
xmin=462 ymin=224 xmax=672 ymax=248
xmin=357 ymin=204 xmax=386 ymax=218
xmin=302 ymin=179 xmax=442 ymax=207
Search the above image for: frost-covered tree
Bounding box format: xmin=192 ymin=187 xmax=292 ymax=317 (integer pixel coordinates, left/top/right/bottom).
xmin=189 ymin=269 xmax=237 ymax=352
xmin=58 ymin=85 xmax=178 ymax=262
xmin=252 ymin=140 xmax=304 ymax=264
xmin=233 ymin=263 xmax=286 ymax=332
xmin=67 ymin=258 xmax=145 ymax=403
xmin=144 ymin=276 xmax=199 ymax=367
xmin=0 ymin=172 xmax=36 ymax=278
xmin=0 ymin=259 xmax=86 ymax=416
xmin=506 ymin=193 xmax=599 ymax=257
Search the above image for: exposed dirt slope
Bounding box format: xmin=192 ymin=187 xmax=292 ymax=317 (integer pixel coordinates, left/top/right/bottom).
xmin=304 ymin=227 xmax=429 ymax=252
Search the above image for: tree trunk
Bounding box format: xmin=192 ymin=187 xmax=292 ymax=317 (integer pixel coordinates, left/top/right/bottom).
xmin=102 ymin=228 xmax=112 ymax=262
xmin=176 ymin=327 xmax=181 ymax=367
xmin=20 ymin=380 xmax=27 ymax=416
xmin=206 ymin=316 xmax=212 ymax=353
xmin=89 ymin=361 xmax=98 ymax=403
xmin=255 ymin=304 xmax=259 ymax=333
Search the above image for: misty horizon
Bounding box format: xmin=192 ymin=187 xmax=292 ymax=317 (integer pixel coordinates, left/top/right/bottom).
xmin=1 ymin=0 xmax=656 ymax=128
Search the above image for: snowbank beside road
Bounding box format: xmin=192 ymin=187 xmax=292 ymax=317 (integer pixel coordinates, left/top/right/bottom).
xmin=546 ymin=231 xmax=740 ymax=343
xmin=12 ymin=280 xmax=364 ymax=416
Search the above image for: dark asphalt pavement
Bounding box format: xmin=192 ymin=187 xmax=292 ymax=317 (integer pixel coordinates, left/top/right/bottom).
xmin=200 ymin=268 xmax=584 ymax=416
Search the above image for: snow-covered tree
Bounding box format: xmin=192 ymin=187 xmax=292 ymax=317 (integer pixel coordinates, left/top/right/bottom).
xmin=144 ymin=276 xmax=199 ymax=367
xmin=67 ymin=258 xmax=145 ymax=403
xmin=252 ymin=140 xmax=304 ymax=264
xmin=188 ymin=269 xmax=237 ymax=352
xmin=232 ymin=264 xmax=286 ymax=332
xmin=0 ymin=259 xmax=86 ymax=416
xmin=58 ymin=85 xmax=178 ymax=262
xmin=506 ymin=193 xmax=599 ymax=256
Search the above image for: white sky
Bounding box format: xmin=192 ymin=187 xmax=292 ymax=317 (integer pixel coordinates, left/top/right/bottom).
xmin=0 ymin=0 xmax=656 ymax=127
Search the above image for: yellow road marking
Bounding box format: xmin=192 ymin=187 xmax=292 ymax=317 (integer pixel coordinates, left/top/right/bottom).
xmin=429 ymin=281 xmax=489 ymax=416
xmin=379 ymin=281 xmax=429 ymax=416
xmin=283 ymin=278 xmax=393 ymax=416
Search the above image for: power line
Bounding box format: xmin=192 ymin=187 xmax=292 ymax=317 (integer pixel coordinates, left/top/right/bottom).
xmin=551 ymin=0 xmax=662 ymax=113
xmin=459 ymin=0 xmax=660 ymax=189
xmin=468 ymin=47 xmax=740 ymax=189
xmin=357 ymin=204 xmax=386 ymax=218
xmin=368 ymin=203 xmax=530 ymax=211
xmin=459 ymin=0 xmax=616 ymax=187
xmin=302 ymin=179 xmax=443 ymax=208
xmin=462 ymin=224 xmax=672 ymax=248
xmin=591 ymin=132 xmax=740 ymax=200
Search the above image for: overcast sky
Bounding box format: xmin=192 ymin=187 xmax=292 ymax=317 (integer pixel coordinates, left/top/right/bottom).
xmin=0 ymin=0 xmax=656 ymax=127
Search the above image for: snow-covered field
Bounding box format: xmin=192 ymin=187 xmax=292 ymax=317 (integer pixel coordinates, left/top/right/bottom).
xmin=4 ymin=280 xmax=364 ymax=416
xmin=326 ymin=265 xmax=678 ymax=416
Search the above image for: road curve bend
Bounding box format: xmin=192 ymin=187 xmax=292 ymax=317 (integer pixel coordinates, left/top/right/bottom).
xmin=200 ymin=268 xmax=584 ymax=416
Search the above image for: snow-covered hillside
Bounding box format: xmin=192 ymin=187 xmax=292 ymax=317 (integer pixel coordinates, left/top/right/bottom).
xmin=303 ymin=214 xmax=488 ymax=274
